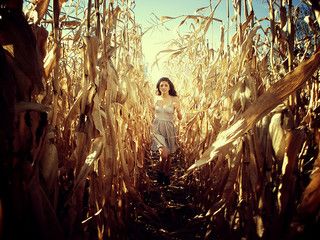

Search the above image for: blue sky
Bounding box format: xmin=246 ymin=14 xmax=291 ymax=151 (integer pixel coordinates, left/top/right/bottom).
xmin=133 ymin=0 xmax=271 ymax=81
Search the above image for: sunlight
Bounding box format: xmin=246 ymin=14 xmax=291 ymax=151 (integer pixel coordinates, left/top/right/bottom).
xmin=5 ymin=0 xmax=320 ymax=239
xmin=141 ymin=25 xmax=180 ymax=83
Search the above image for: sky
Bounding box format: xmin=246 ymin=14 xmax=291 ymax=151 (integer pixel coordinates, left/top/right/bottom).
xmin=134 ymin=0 xmax=227 ymax=82
xmin=133 ymin=0 xmax=270 ymax=83
xmin=133 ymin=0 xmax=303 ymax=83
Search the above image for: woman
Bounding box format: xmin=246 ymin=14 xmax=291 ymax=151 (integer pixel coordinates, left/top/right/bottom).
xmin=151 ymin=77 xmax=182 ymax=185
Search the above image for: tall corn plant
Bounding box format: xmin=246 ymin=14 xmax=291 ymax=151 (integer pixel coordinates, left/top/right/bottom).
xmin=0 ymin=0 xmax=62 ymax=239
xmin=157 ymin=0 xmax=320 ymax=239
xmin=1 ymin=0 xmax=151 ymax=239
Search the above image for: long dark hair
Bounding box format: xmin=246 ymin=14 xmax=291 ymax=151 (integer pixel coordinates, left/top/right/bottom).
xmin=156 ymin=77 xmax=177 ymax=96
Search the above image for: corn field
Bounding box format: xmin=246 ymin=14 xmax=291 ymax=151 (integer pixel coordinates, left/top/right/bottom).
xmin=1 ymin=0 xmax=320 ymax=239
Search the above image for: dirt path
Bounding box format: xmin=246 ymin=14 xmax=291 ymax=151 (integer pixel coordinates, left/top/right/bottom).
xmin=128 ymin=150 xmax=207 ymax=240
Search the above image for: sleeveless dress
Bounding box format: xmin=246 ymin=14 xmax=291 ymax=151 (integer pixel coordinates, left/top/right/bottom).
xmin=151 ymin=102 xmax=179 ymax=154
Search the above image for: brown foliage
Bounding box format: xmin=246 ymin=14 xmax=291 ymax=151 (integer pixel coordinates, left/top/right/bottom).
xmin=2 ymin=0 xmax=320 ymax=239
xmin=0 ymin=11 xmax=43 ymax=100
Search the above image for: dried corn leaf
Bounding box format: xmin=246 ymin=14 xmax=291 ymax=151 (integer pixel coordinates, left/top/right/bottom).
xmin=299 ymin=133 xmax=320 ymax=216
xmin=84 ymin=36 xmax=99 ymax=82
xmin=188 ymin=48 xmax=320 ymax=172
xmin=40 ymin=138 xmax=59 ymax=192
xmin=65 ymin=89 xmax=83 ymax=123
xmin=53 ymin=0 xmax=66 ymax=28
xmin=160 ymin=15 xmax=177 ymax=22
xmin=43 ymin=44 xmax=58 ymax=79
xmin=268 ymin=111 xmax=286 ymax=161
xmin=241 ymin=10 xmax=254 ymax=34
xmin=32 ymin=25 xmax=48 ymax=60
xmin=196 ymin=6 xmax=209 ymax=13
xmin=74 ymin=136 xmax=103 ymax=190
xmin=92 ymin=94 xmax=105 ymax=136
xmin=299 ymin=168 xmax=320 ymax=216
xmin=280 ymin=5 xmax=287 ymax=29
xmin=61 ymin=20 xmax=81 ymax=28
xmin=0 ymin=13 xmax=43 ymax=97
xmin=34 ymin=0 xmax=50 ymax=24
xmin=278 ymin=130 xmax=305 ymax=214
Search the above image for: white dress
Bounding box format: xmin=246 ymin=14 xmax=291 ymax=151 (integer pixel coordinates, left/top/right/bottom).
xmin=151 ymin=102 xmax=178 ymax=154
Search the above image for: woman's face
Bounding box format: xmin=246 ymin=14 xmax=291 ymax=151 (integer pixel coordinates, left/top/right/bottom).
xmin=159 ymin=81 xmax=170 ymax=95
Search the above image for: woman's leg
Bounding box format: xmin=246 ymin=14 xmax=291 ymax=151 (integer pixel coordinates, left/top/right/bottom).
xmin=159 ymin=146 xmax=168 ymax=167
xmin=163 ymin=153 xmax=171 ymax=175
xmin=158 ymin=147 xmax=170 ymax=185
